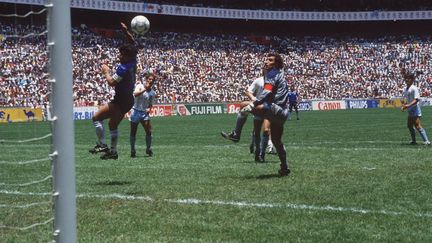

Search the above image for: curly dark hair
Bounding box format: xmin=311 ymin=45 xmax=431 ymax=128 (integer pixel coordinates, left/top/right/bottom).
xmin=268 ymin=53 xmax=284 ymax=69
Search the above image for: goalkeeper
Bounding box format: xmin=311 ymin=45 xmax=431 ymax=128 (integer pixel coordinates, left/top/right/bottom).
xmin=221 ymin=53 xmax=290 ymax=176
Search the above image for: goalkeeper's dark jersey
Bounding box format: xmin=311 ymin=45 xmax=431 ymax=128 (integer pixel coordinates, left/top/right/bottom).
xmin=255 ymin=68 xmax=289 ymax=109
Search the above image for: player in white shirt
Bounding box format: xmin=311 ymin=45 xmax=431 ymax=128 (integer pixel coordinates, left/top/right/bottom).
xmin=221 ymin=69 xmax=276 ymax=162
xmin=129 ymin=73 xmax=157 ymax=157
xmin=247 ymin=76 xmax=264 ymax=154
xmin=246 ymin=76 xmax=276 ymax=160
xmin=221 ymin=75 xmax=262 ymax=161
xmin=401 ymin=69 xmax=430 ymax=145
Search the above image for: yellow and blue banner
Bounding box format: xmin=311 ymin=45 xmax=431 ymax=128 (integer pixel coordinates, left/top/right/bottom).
xmin=0 ymin=107 xmax=43 ymax=123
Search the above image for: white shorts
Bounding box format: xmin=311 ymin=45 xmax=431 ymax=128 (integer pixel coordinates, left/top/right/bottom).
xmin=130 ymin=109 xmax=150 ymax=123
xmin=408 ymin=106 xmax=422 ymax=118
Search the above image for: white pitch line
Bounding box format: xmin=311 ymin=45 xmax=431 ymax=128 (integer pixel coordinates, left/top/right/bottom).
xmin=0 ymin=133 xmax=52 ymax=144
xmin=2 ymin=190 xmax=431 ymax=218
xmin=288 ymin=146 xmax=389 ymax=151
xmin=0 ymin=218 xmax=53 ymax=231
xmin=0 ymin=190 xmax=51 ymax=196
xmin=290 ymin=140 xmax=401 ymax=145
xmin=165 ymin=199 xmax=432 ymax=218
xmin=77 ymin=193 xmax=154 ymax=202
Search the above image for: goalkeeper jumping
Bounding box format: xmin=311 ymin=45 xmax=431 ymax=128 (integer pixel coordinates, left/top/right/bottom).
xmin=221 ymin=53 xmax=290 ymax=176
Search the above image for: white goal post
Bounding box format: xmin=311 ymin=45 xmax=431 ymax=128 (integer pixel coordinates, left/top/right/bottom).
xmin=47 ymin=1 xmax=77 ymax=242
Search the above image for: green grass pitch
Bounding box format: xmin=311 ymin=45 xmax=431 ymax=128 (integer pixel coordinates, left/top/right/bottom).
xmin=1 ymin=107 xmax=432 ymax=242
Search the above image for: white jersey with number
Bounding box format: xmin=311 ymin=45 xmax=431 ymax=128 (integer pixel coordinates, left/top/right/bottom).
xmin=247 ymin=77 xmax=264 ymax=98
xmin=133 ymin=83 xmax=156 ymax=111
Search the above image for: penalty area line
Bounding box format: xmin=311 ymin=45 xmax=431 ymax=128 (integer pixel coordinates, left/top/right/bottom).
xmin=2 ymin=190 xmax=431 ymax=218
xmin=77 ymin=193 xmax=432 ymax=218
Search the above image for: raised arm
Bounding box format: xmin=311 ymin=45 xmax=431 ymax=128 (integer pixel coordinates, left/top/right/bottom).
xmin=120 ymin=22 xmax=135 ymax=44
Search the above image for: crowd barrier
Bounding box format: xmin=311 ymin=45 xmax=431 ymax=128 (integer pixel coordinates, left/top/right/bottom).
xmin=73 ymin=97 xmax=432 ymax=120
xmin=2 ymin=98 xmax=432 ymax=122
xmin=4 ymin=0 xmax=432 ymax=22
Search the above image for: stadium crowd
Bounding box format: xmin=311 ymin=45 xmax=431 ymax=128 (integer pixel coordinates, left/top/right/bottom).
xmin=1 ymin=24 xmax=432 ymax=107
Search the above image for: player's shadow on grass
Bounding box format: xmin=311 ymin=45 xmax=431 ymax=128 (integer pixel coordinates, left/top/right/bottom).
xmin=400 ymin=142 xmax=430 ymax=148
xmin=244 ymin=173 xmax=281 ymax=180
xmin=131 ymin=155 xmax=153 ymax=158
xmin=95 ymin=180 xmax=132 ymax=186
xmin=256 ymin=174 xmax=281 ymax=179
xmin=241 ymin=160 xmax=279 ymax=164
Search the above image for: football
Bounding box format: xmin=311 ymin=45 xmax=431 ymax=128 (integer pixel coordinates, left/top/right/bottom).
xmin=131 ymin=15 xmax=150 ymax=35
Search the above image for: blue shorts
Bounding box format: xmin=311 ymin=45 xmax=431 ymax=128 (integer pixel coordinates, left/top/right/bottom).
xmin=130 ymin=109 xmax=150 ymax=123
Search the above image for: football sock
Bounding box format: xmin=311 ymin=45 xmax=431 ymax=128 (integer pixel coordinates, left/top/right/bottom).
xmin=274 ymin=141 xmax=288 ymax=170
xmin=110 ymin=129 xmax=118 ymax=153
xmin=93 ymin=121 xmax=105 ymax=145
xmin=146 ymin=133 xmax=152 ymax=149
xmin=418 ymin=128 xmax=429 ymax=143
xmin=254 ymin=131 xmax=261 ymax=156
xmin=234 ymin=113 xmax=247 ymax=136
xmin=261 ymin=132 xmax=270 ymax=158
xmin=409 ymin=127 xmax=416 ymax=143
xmin=250 ymin=131 xmax=255 ymax=147
xmin=267 ymin=139 xmax=274 ymax=148
xmin=130 ymin=135 xmax=136 ymax=151
xmin=283 ymin=109 xmax=289 ymax=118
xmin=267 ymin=139 xmax=274 ymax=153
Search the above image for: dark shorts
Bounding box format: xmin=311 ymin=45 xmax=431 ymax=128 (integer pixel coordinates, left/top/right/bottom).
xmin=289 ymin=102 xmax=298 ymax=111
xmin=112 ymin=96 xmax=134 ymax=114
xmin=263 ymin=103 xmax=288 ymax=125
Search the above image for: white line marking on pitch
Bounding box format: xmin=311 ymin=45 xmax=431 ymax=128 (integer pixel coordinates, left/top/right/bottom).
xmin=1 ymin=190 xmax=431 ymax=218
